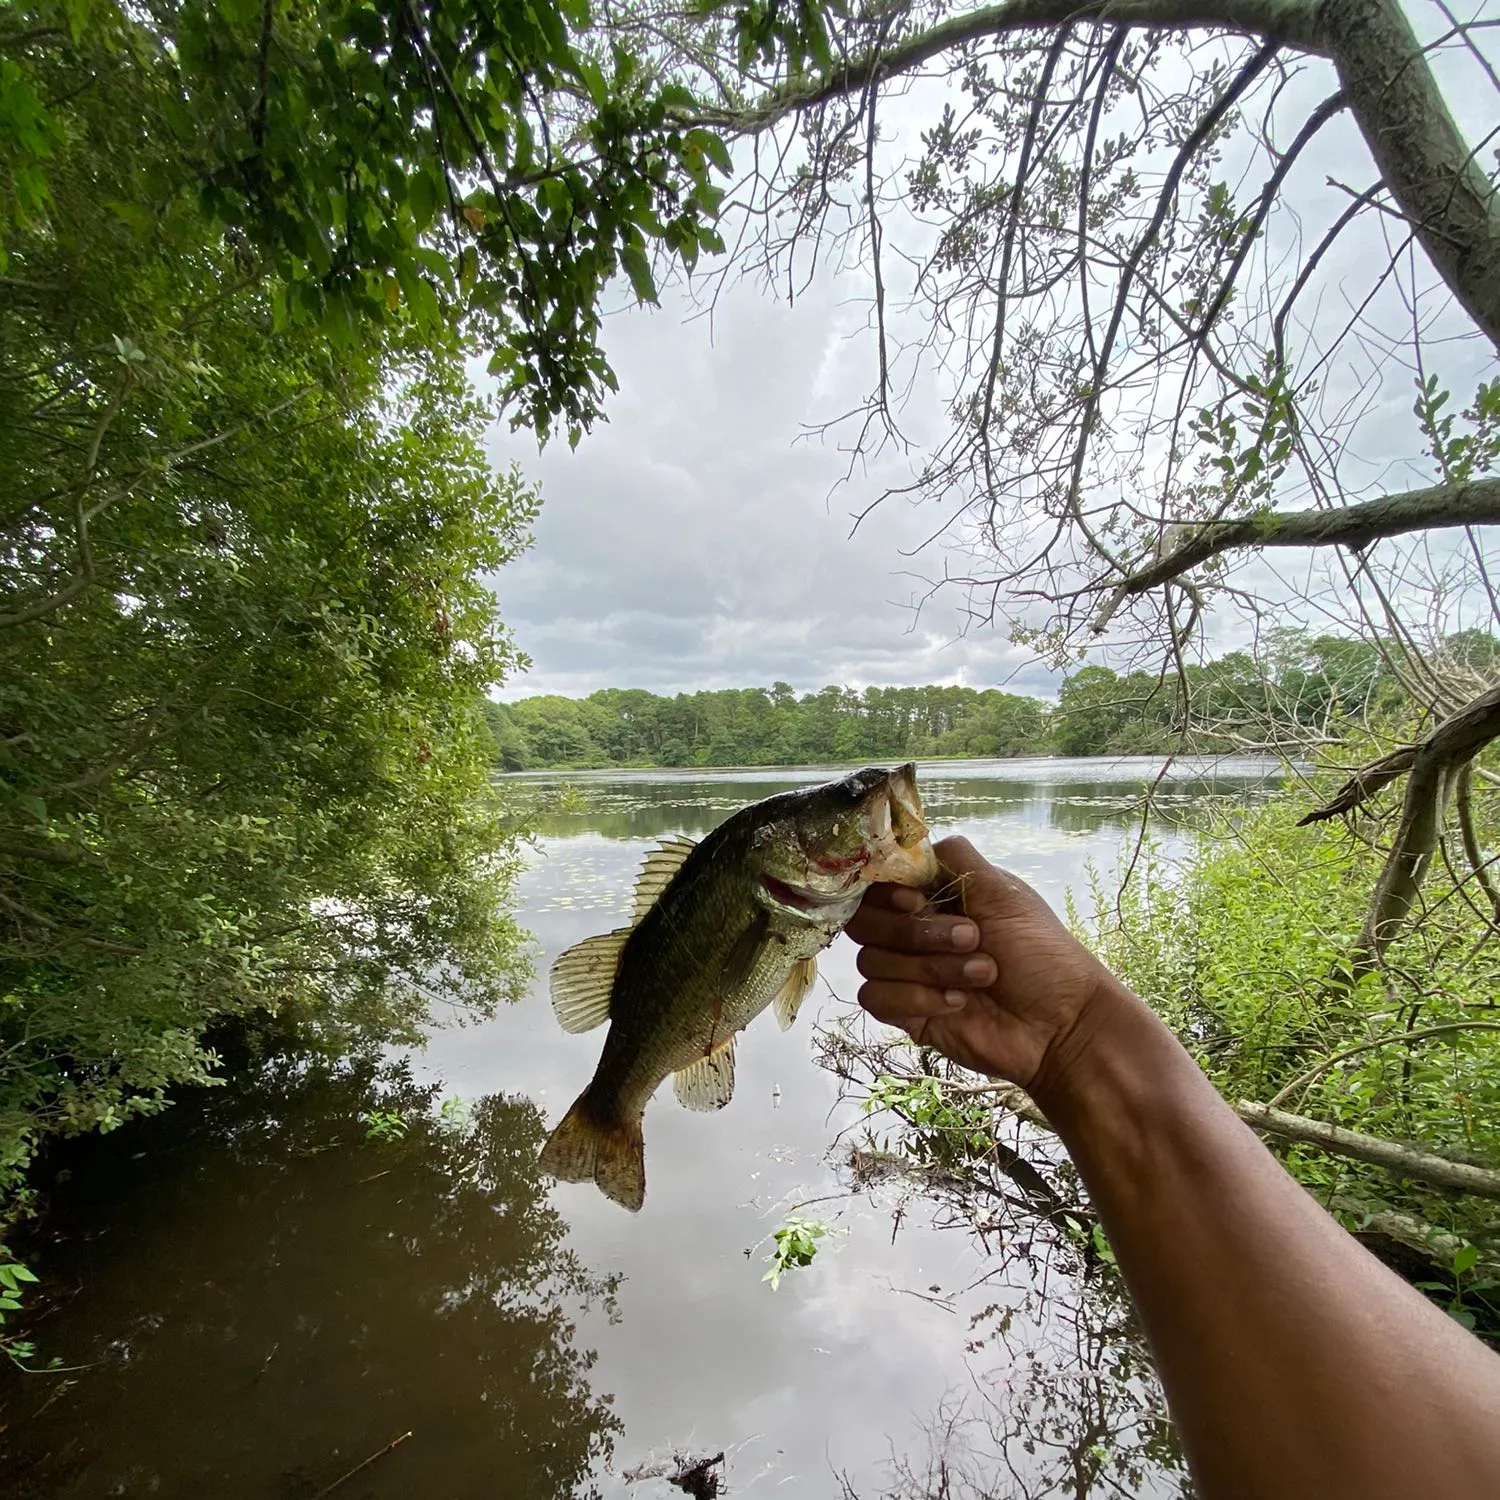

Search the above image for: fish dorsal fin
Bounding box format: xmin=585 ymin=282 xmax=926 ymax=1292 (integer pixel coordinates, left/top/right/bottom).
xmin=673 ymin=1037 xmax=736 ymax=1112
xmin=549 ymin=927 xmax=631 ymax=1033
xmin=773 ymin=957 xmax=818 ymax=1031
xmin=631 ymin=835 xmax=698 ymax=922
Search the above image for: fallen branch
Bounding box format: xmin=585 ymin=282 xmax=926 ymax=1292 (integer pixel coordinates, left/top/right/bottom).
xmin=1235 ymin=1100 xmax=1500 ymax=1199
xmin=918 ymin=1075 xmax=1500 ymax=1201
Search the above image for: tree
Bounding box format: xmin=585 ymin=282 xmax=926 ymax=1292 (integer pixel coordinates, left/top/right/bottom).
xmin=608 ymin=0 xmax=1500 ymax=982
xmin=0 ymin=0 xmax=736 ymax=1218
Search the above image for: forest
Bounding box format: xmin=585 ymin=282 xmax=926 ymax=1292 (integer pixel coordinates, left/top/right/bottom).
xmin=484 ymin=632 xmax=1428 ymax=768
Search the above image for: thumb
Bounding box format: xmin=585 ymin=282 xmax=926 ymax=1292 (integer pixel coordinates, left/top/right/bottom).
xmin=933 ymin=835 xmax=1053 ymax=924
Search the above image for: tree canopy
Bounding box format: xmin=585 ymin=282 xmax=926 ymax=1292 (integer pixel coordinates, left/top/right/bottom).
xmin=484 ymin=633 xmax=1415 ymax=768
xmin=0 ymin=0 xmax=734 ymax=1224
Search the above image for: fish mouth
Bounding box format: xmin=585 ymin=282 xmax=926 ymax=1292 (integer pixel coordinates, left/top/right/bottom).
xmin=862 ymin=764 xmax=939 ymax=888
xmin=761 ymin=872 xmax=861 ymax=912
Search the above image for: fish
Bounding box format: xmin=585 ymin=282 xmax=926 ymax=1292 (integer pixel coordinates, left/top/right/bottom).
xmin=537 ymin=764 xmax=940 ymax=1211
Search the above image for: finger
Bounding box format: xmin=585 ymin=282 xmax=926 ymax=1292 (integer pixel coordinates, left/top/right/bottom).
xmin=856 ymin=944 xmax=996 ymax=990
xmin=846 ymin=901 xmax=981 ymax=954
xmin=858 ymin=978 xmax=970 ymax=1031
xmin=932 ymin=837 xmax=1054 ymax=922
xmin=859 ymin=881 xmax=927 ymax=915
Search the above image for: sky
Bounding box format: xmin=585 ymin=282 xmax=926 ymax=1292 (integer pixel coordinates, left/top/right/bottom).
xmin=483 ymin=11 xmax=1499 ymax=707
xmin=483 ymin=269 xmax=1061 ymax=702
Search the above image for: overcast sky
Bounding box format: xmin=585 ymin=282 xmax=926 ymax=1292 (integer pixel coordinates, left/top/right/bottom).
xmin=483 ymin=13 xmax=1497 ymax=706
xmin=483 ymin=267 xmax=1062 ymax=702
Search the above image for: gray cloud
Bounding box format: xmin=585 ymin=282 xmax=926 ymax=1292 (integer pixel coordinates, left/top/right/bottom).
xmin=485 ymin=278 xmax=1057 ymax=701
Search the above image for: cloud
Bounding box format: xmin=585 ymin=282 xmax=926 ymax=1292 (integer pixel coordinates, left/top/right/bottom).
xmin=484 ymin=279 xmax=1057 ymax=701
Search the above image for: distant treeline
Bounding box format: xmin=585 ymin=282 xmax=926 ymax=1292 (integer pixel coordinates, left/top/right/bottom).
xmin=483 ymin=633 xmax=1467 ymax=770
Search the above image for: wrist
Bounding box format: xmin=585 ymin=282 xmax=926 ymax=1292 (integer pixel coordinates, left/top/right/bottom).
xmin=1025 ymin=971 xmax=1174 ymax=1123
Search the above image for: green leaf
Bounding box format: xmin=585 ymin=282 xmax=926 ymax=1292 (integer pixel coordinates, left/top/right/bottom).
xmin=1454 ymin=1244 xmax=1480 ymax=1276
xmin=619 ymin=244 xmax=657 ymax=305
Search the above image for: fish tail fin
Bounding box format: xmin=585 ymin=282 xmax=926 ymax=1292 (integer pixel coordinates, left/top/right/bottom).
xmin=538 ymin=1090 xmax=646 ymax=1213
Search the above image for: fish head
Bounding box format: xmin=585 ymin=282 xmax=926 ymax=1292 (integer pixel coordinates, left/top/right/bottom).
xmin=750 ymin=764 xmax=939 ymax=921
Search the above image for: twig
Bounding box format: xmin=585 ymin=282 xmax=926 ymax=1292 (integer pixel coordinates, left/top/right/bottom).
xmin=312 ymin=1431 xmax=413 ymax=1500
xmin=1264 ymin=1021 xmax=1500 ymax=1110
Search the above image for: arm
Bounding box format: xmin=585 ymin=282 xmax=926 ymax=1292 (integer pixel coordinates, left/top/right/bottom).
xmin=847 ymin=835 xmax=1500 ymax=1500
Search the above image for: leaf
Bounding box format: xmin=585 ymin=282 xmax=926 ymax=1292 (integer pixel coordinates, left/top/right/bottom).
xmin=619 ymin=244 xmax=657 ymax=305
xmin=1454 ymin=1243 xmax=1480 ymax=1276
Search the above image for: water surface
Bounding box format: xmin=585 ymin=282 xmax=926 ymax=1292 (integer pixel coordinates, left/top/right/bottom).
xmin=1 ymin=757 xmax=1277 ymax=1498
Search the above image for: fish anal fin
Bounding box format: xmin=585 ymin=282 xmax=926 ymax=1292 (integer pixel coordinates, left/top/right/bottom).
xmin=773 ymin=957 xmax=818 ymax=1031
xmin=673 ymin=1037 xmax=737 ymax=1113
xmin=631 ymin=835 xmax=698 ymax=921
xmin=549 ymin=927 xmax=631 ymax=1034
xmin=538 ymin=1092 xmax=646 ymax=1212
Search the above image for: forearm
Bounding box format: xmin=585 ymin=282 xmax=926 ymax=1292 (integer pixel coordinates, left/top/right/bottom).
xmin=1032 ymin=980 xmax=1500 ymax=1500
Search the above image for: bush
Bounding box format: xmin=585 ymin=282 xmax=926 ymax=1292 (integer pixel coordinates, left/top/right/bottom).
xmin=1091 ymin=790 xmax=1500 ymax=1260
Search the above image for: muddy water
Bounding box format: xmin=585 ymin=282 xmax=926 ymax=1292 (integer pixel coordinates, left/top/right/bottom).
xmin=0 ymin=757 xmax=1277 ymax=1499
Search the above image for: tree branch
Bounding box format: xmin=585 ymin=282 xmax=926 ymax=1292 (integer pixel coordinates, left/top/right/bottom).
xmin=1322 ymin=0 xmax=1500 ymax=352
xmin=1354 ymin=682 xmax=1500 ymax=972
xmin=1298 ymin=744 xmax=1419 ymax=825
xmin=1236 ymin=1099 xmax=1500 ymax=1199
xmin=687 ymin=0 xmax=1328 ymax=133
xmin=1093 ymin=475 xmax=1500 ymax=631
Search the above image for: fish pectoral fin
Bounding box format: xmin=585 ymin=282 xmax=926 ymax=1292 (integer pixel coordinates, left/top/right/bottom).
xmin=549 ymin=927 xmax=631 ymax=1033
xmin=717 ymin=907 xmax=771 ymax=996
xmin=673 ymin=1037 xmax=737 ymax=1113
xmin=631 ymin=834 xmax=698 ymax=922
xmin=772 ymin=957 xmax=818 ymax=1031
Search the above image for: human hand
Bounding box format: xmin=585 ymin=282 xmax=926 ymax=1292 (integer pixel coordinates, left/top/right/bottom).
xmin=845 ymin=834 xmax=1129 ymax=1093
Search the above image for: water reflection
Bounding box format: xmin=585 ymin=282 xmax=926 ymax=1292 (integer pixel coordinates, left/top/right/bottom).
xmin=511 ymin=755 xmax=1277 ymax=842
xmin=0 ymin=1056 xmax=620 ymax=1500
xmin=3 ymin=758 xmax=1279 ymax=1499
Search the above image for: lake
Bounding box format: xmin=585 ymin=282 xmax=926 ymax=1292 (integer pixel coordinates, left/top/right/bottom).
xmin=0 ymin=756 xmax=1279 ymax=1499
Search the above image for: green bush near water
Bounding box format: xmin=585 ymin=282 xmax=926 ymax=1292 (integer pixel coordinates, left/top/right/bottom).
xmin=1091 ymin=786 xmax=1500 ymax=1300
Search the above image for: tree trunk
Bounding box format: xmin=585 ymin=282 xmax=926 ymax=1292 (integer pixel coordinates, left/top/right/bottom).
xmin=1323 ymin=0 xmax=1500 ymax=352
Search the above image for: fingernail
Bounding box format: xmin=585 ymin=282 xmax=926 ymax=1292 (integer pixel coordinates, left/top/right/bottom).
xmin=950 ymin=920 xmax=979 ymax=948
xmin=962 ymin=957 xmax=993 ymax=982
xmin=943 ymin=989 xmax=968 ymax=1009
xmin=890 ymin=887 xmax=924 ymax=912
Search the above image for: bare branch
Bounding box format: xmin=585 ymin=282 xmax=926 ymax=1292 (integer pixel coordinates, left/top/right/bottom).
xmin=1094 ymin=476 xmax=1500 ymax=630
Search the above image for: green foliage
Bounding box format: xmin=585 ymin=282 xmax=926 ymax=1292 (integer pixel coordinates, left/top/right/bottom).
xmin=1 ymin=0 xmax=732 ymax=445
xmin=763 ymin=1215 xmax=836 ymax=1289
xmin=0 ymin=1251 xmax=42 ymax=1368
xmin=865 ymin=1072 xmax=997 ymax=1171
xmin=2 ymin=1 xmax=761 ymax=1225
xmin=484 ymin=635 xmax=1423 ymax=768
xmin=361 ymin=1108 xmax=410 ymax=1142
xmin=487 ymin=682 xmax=1057 ymax=768
xmin=1092 ymin=788 xmax=1500 ymax=1275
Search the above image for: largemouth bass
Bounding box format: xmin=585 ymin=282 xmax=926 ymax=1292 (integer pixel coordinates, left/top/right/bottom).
xmin=538 ymin=764 xmax=940 ymax=1211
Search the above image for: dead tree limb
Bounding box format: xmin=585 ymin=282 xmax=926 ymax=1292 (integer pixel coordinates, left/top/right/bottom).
xmin=1236 ymin=1100 xmax=1500 ymax=1199
xmin=1298 ymin=746 xmax=1420 ymax=825
xmin=1352 ymin=683 xmax=1500 ymax=973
